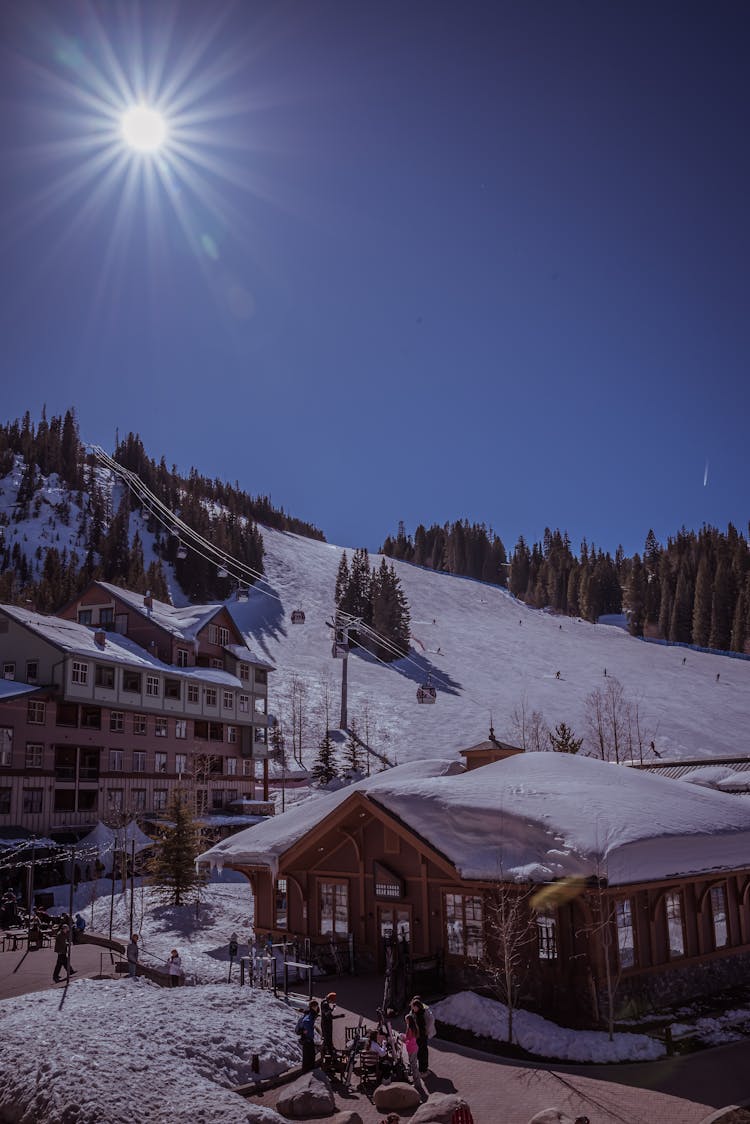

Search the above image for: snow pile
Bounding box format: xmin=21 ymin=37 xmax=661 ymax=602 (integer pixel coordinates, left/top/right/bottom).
xmin=432 ymin=991 xmax=665 ymax=1063
xmin=671 ymin=1006 xmax=750 ymax=1047
xmin=0 ymin=980 xmax=290 ymax=1123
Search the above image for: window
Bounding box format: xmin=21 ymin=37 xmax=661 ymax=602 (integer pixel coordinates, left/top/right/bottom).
xmin=254 ymin=696 xmax=266 ymax=714
xmin=226 ymin=757 xmax=237 ymax=776
xmin=710 ymin=885 xmax=728 ymax=949
xmin=132 ymin=789 xmax=146 ymax=812
xmin=175 ymin=753 xmax=187 ymax=776
xmin=222 ymin=690 xmax=234 ymax=711
xmin=77 ymin=610 xmax=92 ymax=625
xmin=146 ymin=675 xmax=160 ymax=697
xmin=238 ymin=663 xmax=250 ymax=683
xmin=81 ymin=706 xmax=101 ymax=729
xmin=164 ymin=678 xmax=181 ymax=701
xmin=212 ymin=790 xmax=224 ymax=810
xmin=155 ymin=718 xmax=168 ymax=738
xmin=56 ymin=702 xmax=78 ymax=727
xmin=22 ymin=788 xmax=43 ymax=814
xmin=239 ymin=694 xmax=250 ymax=714
xmin=99 ymin=607 xmax=114 ymax=627
xmin=71 ymin=661 xmax=88 ymax=685
xmin=134 ymin=714 xmax=147 ymax=736
xmin=54 ymin=788 xmax=98 ymax=812
xmin=155 ymin=752 xmax=168 ymax=773
xmin=108 ymin=789 xmax=124 ymax=812
xmin=194 ymin=721 xmax=208 ymax=740
xmin=208 ymin=624 xmax=219 ymax=644
xmin=536 ymin=910 xmax=558 ymax=961
xmin=204 ymin=688 xmax=217 ymax=707
xmin=133 ymin=751 xmax=146 ymax=773
xmin=226 ymin=789 xmax=238 ymax=804
xmin=616 ymin=900 xmax=635 ymax=968
xmin=0 ymin=727 xmax=13 ymax=767
xmin=176 ymin=649 xmax=189 ymax=668
xmin=227 ymin=726 xmax=237 ymax=744
xmin=2 ymin=662 xmax=14 ymax=680
xmin=153 ymin=789 xmax=167 ymax=812
xmin=0 ymin=788 xmax=10 ymax=814
xmin=95 ymin=665 xmax=115 ymax=689
xmin=110 ymin=711 xmax=124 ymax=733
xmin=445 ymin=893 xmax=484 ymax=958
xmin=27 ymin=700 xmax=46 ymax=725
xmin=187 ymin=683 xmax=200 ymax=704
xmin=254 ymin=727 xmax=267 ymax=745
xmin=242 ymin=759 xmax=254 ymax=776
xmin=255 ymin=668 xmax=267 ymax=686
xmin=319 ymin=881 xmax=348 ymax=937
xmin=665 ymin=891 xmax=685 ymax=958
xmin=25 ymin=743 xmax=43 ymax=769
xmin=115 ymin=613 xmax=128 ymax=635
xmin=175 ymin=720 xmax=187 ymax=739
xmin=276 ymin=878 xmax=288 ymax=930
xmin=109 ymin=749 xmax=124 ymax=772
xmin=219 ymin=627 xmax=230 ymax=647
xmin=26 ymin=660 xmax=39 ymax=684
xmin=123 ymin=670 xmax=141 ymax=693
xmin=210 ymin=658 xmax=224 ymax=670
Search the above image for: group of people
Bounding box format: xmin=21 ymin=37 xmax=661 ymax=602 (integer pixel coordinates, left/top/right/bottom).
xmin=296 ymin=991 xmax=432 ymax=1103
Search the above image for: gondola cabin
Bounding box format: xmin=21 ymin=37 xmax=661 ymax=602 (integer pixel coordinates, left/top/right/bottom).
xmin=291 ymin=609 xmax=306 ymax=625
xmin=417 ymin=680 xmax=437 ymax=704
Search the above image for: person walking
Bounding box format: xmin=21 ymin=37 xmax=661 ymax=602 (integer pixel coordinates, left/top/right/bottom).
xmin=403 ymin=1012 xmax=427 ymax=1101
xmin=126 ymin=933 xmax=139 ymax=979
xmin=320 ymin=991 xmax=344 ymax=1067
xmin=296 ymin=998 xmax=320 ymax=1072
xmin=410 ymin=997 xmax=430 ymax=1074
xmin=167 ymin=949 xmax=182 ymax=987
xmin=52 ymin=924 xmax=76 ymax=983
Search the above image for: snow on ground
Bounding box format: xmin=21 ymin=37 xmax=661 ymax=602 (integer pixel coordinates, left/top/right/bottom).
xmin=432 ymin=990 xmax=666 ymax=1064
xmin=671 ymin=1006 xmax=750 ymax=1047
xmin=228 ymin=526 xmax=750 ymax=766
xmin=0 ymin=980 xmax=291 ymax=1124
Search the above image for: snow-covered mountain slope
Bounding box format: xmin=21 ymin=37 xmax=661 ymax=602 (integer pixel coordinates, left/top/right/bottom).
xmin=228 ymin=526 xmax=750 ymax=763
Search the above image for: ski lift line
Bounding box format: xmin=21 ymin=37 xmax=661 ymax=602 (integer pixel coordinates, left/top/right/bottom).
xmin=87 ymin=445 xmax=273 ymax=590
xmin=90 ymin=446 xmax=497 ymax=716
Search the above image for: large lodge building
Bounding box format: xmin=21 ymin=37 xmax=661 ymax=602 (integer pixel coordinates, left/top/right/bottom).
xmin=0 ymin=580 xmax=273 ymax=841
xmin=200 ymin=747 xmax=750 ymax=1026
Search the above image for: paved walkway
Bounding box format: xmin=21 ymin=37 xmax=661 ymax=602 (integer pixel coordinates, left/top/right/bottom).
xmin=246 ymin=973 xmax=749 ymax=1124
xmin=0 ymin=938 xmax=119 ymax=1000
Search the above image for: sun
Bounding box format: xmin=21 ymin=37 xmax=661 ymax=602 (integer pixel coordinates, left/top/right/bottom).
xmin=120 ymin=105 xmax=168 ymax=153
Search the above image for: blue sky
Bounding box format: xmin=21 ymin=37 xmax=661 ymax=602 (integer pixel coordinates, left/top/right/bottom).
xmin=1 ymin=0 xmax=748 ymax=557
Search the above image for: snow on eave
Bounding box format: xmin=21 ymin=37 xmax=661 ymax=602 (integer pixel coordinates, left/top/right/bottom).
xmin=196 ymin=758 xmax=460 ymax=878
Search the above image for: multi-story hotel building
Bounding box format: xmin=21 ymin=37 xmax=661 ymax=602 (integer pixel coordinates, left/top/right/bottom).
xmin=0 ymin=580 xmax=273 ymax=840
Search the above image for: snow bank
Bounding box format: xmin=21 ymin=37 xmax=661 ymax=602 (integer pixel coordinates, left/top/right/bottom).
xmin=432 ymin=991 xmax=665 ymax=1063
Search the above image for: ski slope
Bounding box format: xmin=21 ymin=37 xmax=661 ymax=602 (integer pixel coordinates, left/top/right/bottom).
xmin=228 ymin=526 xmax=750 ymax=764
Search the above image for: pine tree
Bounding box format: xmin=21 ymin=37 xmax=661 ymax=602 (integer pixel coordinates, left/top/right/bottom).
xmin=311 ymin=730 xmax=338 ymax=785
xmin=334 ymin=552 xmax=350 ymax=607
xmin=669 ymin=565 xmax=693 ymax=643
xmin=730 ymin=585 xmax=747 ymax=654
xmin=343 ymin=721 xmax=362 ymax=776
xmin=548 ymin=721 xmax=583 ymax=754
xmin=692 ymin=556 xmax=712 ymax=647
xmin=624 ymin=554 xmax=646 ymax=636
xmin=149 ymin=789 xmax=202 ymax=906
xmin=709 ymin=560 xmax=733 ymax=651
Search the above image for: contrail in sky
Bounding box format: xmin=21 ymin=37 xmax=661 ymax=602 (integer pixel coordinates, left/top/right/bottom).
xmin=704 ymin=460 xmax=709 ymax=487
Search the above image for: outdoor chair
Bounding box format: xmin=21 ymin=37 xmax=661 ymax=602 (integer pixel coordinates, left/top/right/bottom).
xmin=357 ymin=1052 xmax=381 ymax=1095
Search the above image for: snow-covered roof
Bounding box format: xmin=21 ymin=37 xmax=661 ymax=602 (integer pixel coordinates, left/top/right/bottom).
xmin=0 ymin=679 xmax=41 ymax=701
xmin=200 ymin=753 xmax=750 ymax=887
xmin=93 ymin=581 xmax=226 ymax=641
xmin=0 ymin=605 xmax=243 ymax=688
xmin=223 ymin=643 xmax=274 ymax=671
xmin=197 ymin=759 xmax=463 ymax=876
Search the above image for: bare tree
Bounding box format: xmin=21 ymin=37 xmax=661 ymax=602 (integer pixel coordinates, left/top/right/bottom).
xmin=586 ymin=678 xmax=656 ymax=764
xmin=510 ymin=695 xmax=549 ymax=752
xmin=286 ymin=673 xmax=310 ymax=766
xmin=475 ymin=873 xmax=536 ymax=1044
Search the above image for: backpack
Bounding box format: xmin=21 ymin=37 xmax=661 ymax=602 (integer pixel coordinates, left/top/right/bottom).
xmin=295 ymin=1016 xmax=305 ymax=1038
xmin=423 ymin=1005 xmax=437 ymax=1038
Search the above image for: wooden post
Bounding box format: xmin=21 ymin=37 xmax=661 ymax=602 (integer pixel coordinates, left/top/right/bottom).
xmin=340 ymin=651 xmax=348 ymax=730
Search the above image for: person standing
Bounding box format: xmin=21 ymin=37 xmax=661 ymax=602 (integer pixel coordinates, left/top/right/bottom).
xmin=168 ymin=949 xmax=182 ymax=987
xmin=296 ymin=999 xmax=320 ymax=1072
xmin=126 ymin=933 xmax=139 ymax=979
xmin=410 ymin=997 xmax=429 ymax=1075
xmin=320 ymin=991 xmax=344 ymax=1066
xmin=52 ymin=924 xmax=76 ymax=983
xmin=403 ymin=1012 xmax=428 ymax=1101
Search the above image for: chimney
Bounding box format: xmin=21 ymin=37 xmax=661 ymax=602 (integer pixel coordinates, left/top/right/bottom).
xmin=143 ymin=590 xmax=153 ymax=613
xmin=94 ymin=630 xmax=106 ymax=649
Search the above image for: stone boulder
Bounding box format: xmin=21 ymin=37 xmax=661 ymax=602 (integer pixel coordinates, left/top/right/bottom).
xmin=372 ymin=1081 xmax=421 ymax=1113
xmin=330 ymin=1112 xmax=363 ymax=1124
xmin=276 ymin=1069 xmax=336 ymax=1119
xmin=411 ymin=1092 xmax=472 ymax=1123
